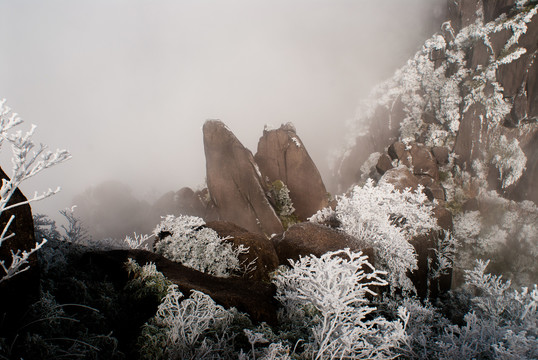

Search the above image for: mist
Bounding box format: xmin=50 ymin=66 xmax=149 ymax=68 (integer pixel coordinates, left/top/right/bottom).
xmin=0 ymin=0 xmax=445 ymax=235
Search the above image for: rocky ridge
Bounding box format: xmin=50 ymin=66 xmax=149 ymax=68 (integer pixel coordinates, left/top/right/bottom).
xmin=336 ymin=1 xmax=538 ymax=207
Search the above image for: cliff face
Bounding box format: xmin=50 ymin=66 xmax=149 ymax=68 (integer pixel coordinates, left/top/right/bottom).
xmin=336 ymin=0 xmax=538 ymax=204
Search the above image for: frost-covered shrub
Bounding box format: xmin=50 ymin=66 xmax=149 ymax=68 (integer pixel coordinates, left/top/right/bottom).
xmin=139 ymin=285 xmax=239 ymax=360
xmin=153 ymin=215 xmax=248 ymax=277
xmin=336 ymin=3 xmax=537 ymax=191
xmin=453 ymin=192 xmax=538 ymax=287
xmin=269 ymin=180 xmax=295 ymax=217
xmin=238 ymin=329 xmax=292 ymax=360
xmin=436 ymin=260 xmax=538 ymax=359
xmin=380 ymin=260 xmax=538 ymax=359
xmin=124 ymin=259 xmax=171 ymax=300
xmin=489 ymin=135 xmax=527 ymax=188
xmin=0 ymin=99 xmax=70 ymax=282
xmin=308 ymin=206 xmax=337 ymax=226
xmin=123 ymin=232 xmax=152 ymax=250
xmin=269 ymin=180 xmax=298 ymax=229
xmin=335 ymin=179 xmax=438 ymax=291
xmin=273 ymin=249 xmax=408 ymax=359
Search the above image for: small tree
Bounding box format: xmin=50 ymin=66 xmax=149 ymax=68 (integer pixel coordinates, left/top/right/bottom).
xmin=0 ymin=99 xmax=70 ymax=282
xmin=273 ymin=249 xmax=409 ymax=359
xmin=153 ymin=215 xmax=248 ymax=277
xmin=314 ymin=179 xmax=438 ymax=292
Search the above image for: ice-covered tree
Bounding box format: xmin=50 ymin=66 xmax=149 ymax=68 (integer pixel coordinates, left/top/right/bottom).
xmin=139 ymin=285 xmax=238 ymax=360
xmin=153 ymin=215 xmax=248 ymax=277
xmin=0 ymin=99 xmax=70 ymax=282
xmin=273 ymin=249 xmax=408 ymax=359
xmin=312 ymin=179 xmax=438 ymax=292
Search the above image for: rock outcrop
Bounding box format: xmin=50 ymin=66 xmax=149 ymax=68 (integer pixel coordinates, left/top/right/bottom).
xmin=409 ymin=206 xmax=454 ymax=299
xmin=335 ymin=2 xmax=538 ymax=205
xmin=82 ymin=249 xmax=278 ymax=324
xmin=0 ymin=167 xmax=40 ymax=337
xmin=152 ymin=187 xmax=209 ymax=219
xmin=255 ymin=124 xmax=328 ymax=221
xmin=0 ymin=168 xmax=37 ymax=280
xmin=378 ymin=142 xmax=446 ymax=202
xmin=205 ymin=221 xmax=279 ymax=282
xmin=203 ymin=120 xmax=283 ymax=236
xmin=271 ymin=222 xmax=374 ymax=266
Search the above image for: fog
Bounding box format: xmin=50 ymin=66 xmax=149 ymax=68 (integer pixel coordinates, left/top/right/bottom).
xmin=0 ymin=0 xmax=445 ymax=230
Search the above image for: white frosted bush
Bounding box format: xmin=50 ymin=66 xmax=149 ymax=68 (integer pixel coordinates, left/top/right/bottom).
xmin=453 ymin=192 xmax=538 ymax=287
xmin=489 ymin=135 xmax=527 ymax=188
xmin=0 ymin=99 xmax=70 ymax=282
xmin=153 ymin=215 xmax=248 ymax=277
xmin=123 ymin=232 xmax=152 ymax=250
xmin=273 ymin=249 xmax=408 ymax=359
xmin=436 ymin=260 xmax=538 ymax=359
xmin=139 ymin=285 xmax=237 ymax=360
xmin=335 ymin=179 xmax=438 ymax=292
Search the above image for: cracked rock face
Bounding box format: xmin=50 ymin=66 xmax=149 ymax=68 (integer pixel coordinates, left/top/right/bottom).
xmin=255 ymin=124 xmax=329 ymax=221
xmin=203 ymin=120 xmax=283 ymax=236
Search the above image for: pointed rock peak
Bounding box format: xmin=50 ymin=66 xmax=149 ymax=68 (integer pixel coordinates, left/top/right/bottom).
xmin=203 ymin=119 xmax=234 ymax=137
xmin=280 ymin=122 xmax=296 ymax=133
xmin=203 ymin=120 xmax=283 ymax=236
xmin=255 ymin=124 xmax=328 ymax=221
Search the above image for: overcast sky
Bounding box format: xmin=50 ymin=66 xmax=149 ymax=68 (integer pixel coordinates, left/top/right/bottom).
xmin=0 ymin=0 xmax=445 ymax=218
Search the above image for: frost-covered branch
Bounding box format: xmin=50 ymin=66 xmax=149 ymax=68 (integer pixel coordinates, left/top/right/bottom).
xmin=274 ymin=249 xmax=408 ymax=359
xmin=0 ymin=98 xmax=70 ymax=282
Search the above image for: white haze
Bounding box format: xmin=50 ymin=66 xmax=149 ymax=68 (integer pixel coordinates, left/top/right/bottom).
xmin=0 ymin=0 xmax=445 ymax=222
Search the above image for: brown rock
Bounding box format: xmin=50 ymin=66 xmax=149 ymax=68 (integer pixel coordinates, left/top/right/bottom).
xmin=431 ymin=146 xmax=450 ymax=165
xmin=483 ymin=0 xmax=516 ymax=23
xmin=496 ymin=14 xmax=538 ymax=102
xmin=335 ymin=103 xmax=403 ymax=190
xmin=469 ymin=39 xmax=491 ymax=70
xmin=176 ymin=187 xmax=207 ymax=217
xmin=510 ymin=129 xmax=538 ymax=204
xmin=376 ymin=153 xmax=393 ymax=175
xmin=447 ymin=0 xmax=484 ymax=33
xmin=417 ymin=175 xmax=446 ymax=202
xmin=409 ymin=144 xmax=439 ymax=180
xmin=409 ymin=233 xmax=452 ymax=299
xmin=379 ymin=166 xmax=420 ymax=192
xmin=453 ymin=102 xmax=487 ymax=167
xmin=205 ymin=221 xmax=279 ymax=282
xmin=388 ymin=141 xmax=410 ymax=165
xmin=490 ymin=28 xmax=512 ymax=58
xmin=433 ymin=205 xmax=453 ymax=232
xmin=272 ymin=222 xmax=373 ymax=265
xmin=408 ymin=205 xmax=453 ymax=299
xmin=254 ymin=124 xmax=328 ymax=221
xmin=82 ymin=249 xmax=278 ymax=324
xmin=203 ymin=120 xmax=283 ymax=236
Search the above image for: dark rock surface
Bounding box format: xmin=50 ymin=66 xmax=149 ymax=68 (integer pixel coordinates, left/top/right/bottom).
xmin=205 ymin=221 xmax=279 ymax=282
xmin=431 ymin=146 xmax=450 ymax=165
xmin=510 ymin=130 xmax=538 ymax=204
xmin=334 ymin=2 xmax=538 ymax=201
xmin=379 ymin=166 xmax=421 ymax=192
xmin=336 ymin=103 xmax=403 ymax=190
xmin=376 ymin=153 xmax=394 ymax=175
xmin=254 ymin=124 xmax=328 ymax=221
xmin=409 ymin=205 xmax=453 ymax=299
xmin=82 ymin=249 xmax=278 ymax=324
xmin=0 ymin=167 xmax=40 ymax=339
xmin=271 ymin=222 xmax=374 ymax=265
xmin=409 ymin=144 xmax=439 ymax=180
xmin=203 ymin=120 xmax=283 ymax=236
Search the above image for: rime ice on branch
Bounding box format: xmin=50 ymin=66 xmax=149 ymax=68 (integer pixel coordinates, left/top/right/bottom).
xmin=0 ymin=99 xmax=71 ymax=282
